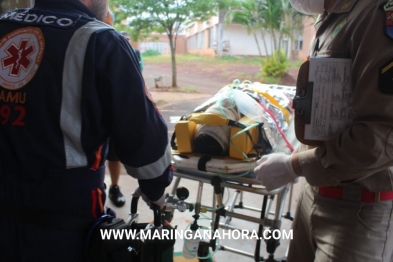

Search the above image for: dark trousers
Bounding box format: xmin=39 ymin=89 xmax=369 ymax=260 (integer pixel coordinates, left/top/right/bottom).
xmin=0 ymin=165 xmax=106 ymax=262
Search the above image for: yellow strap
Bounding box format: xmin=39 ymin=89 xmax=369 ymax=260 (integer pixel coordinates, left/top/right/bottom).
xmin=252 ymin=90 xmax=290 ymax=125
xmin=382 ymin=61 xmax=393 ymax=74
xmin=188 ymin=113 xmax=229 ymax=126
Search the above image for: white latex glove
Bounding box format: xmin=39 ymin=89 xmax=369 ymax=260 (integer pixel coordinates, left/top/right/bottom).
xmin=254 ymin=153 xmax=297 ymax=191
xmin=132 ymin=187 xmax=166 ymax=210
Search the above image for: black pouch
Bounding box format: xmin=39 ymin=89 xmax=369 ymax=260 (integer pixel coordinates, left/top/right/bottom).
xmin=85 ymin=215 xmax=140 ymax=262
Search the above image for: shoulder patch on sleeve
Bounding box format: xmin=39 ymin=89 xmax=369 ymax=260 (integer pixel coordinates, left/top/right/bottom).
xmin=379 ymin=59 xmax=393 ymax=94
xmin=385 ymin=0 xmax=393 ymax=11
xmin=385 ymin=11 xmax=393 ymax=40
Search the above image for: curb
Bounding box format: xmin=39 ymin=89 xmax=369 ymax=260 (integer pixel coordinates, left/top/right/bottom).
xmin=150 ymin=91 xmax=212 ymax=108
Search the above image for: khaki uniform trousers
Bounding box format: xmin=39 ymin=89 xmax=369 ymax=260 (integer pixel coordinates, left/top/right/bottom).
xmin=287 ymin=180 xmax=393 ymax=262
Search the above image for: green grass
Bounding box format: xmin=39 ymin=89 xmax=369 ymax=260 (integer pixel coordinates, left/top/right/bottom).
xmin=143 ymin=54 xmax=264 ymax=65
xmin=142 ymin=54 xmax=172 ymax=63
xmin=220 ymin=55 xmax=262 ymax=65
xmin=143 ymin=54 xmax=301 ymax=68
xmin=169 ymin=88 xmax=180 ymax=92
xmin=258 ymin=74 xmax=281 ymax=84
xmin=143 ymin=54 xmax=300 ymax=85
xmin=183 ymin=87 xmax=198 ymax=93
xmin=166 ymin=86 xmax=198 ymax=93
xmin=143 ymin=54 xmax=207 ymax=64
xmin=236 ymin=72 xmax=255 ymax=81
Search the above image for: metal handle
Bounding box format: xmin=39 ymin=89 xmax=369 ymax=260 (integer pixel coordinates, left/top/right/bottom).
xmin=130 ymin=196 xmax=139 ymax=215
xmin=130 ymin=196 xmax=161 ymax=228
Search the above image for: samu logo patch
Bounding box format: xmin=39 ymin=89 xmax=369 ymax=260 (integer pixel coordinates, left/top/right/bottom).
xmin=0 ymin=27 xmax=45 ymax=90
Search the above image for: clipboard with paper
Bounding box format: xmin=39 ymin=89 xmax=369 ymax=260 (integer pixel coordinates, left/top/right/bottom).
xmin=293 ymin=57 xmax=354 ymax=146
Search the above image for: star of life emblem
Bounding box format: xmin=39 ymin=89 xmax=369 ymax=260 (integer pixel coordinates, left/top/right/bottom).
xmin=0 ymin=27 xmax=45 ymax=90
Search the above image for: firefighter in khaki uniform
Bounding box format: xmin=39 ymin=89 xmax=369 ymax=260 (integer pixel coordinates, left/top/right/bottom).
xmin=254 ymin=0 xmax=393 ymax=261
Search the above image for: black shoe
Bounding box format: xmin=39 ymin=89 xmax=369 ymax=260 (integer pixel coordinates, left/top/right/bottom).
xmin=108 ymin=185 xmax=126 ymax=207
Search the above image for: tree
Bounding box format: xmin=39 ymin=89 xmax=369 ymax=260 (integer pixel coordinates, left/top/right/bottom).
xmin=225 ymin=0 xmax=308 ymax=78
xmin=259 ymin=0 xmax=285 ymax=61
xmin=225 ymin=0 xmax=265 ymax=57
xmin=281 ymin=0 xmax=315 ymax=60
xmin=225 ymin=0 xmax=306 ymax=61
xmin=111 ymin=0 xmax=226 ymax=88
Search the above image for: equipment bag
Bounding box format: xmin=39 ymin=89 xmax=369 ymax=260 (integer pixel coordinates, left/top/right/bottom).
xmin=86 ymin=214 xmax=140 ymax=262
xmin=129 ymin=197 xmax=176 ymax=262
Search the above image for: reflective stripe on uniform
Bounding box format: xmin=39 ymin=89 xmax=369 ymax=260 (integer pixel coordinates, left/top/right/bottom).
xmin=124 ymin=145 xmax=172 ymax=179
xmin=61 ymin=20 xmax=111 ymax=168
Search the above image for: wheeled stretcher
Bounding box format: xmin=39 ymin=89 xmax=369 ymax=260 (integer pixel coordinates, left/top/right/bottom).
xmin=166 ymin=82 xmax=299 ymax=261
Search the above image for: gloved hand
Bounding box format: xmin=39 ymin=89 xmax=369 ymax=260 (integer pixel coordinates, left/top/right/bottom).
xmin=132 ymin=187 xmax=166 ymax=210
xmin=254 ymin=153 xmax=297 ymax=191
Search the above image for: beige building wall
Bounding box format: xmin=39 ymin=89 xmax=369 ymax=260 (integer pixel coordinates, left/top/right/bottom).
xmin=298 ymin=17 xmax=316 ymax=60
xmin=188 ymin=49 xmax=216 ymax=57
xmin=139 ymin=34 xmax=186 ymax=55
xmin=185 ymin=14 xmax=317 ymax=60
xmin=185 ymin=17 xmax=220 ymax=57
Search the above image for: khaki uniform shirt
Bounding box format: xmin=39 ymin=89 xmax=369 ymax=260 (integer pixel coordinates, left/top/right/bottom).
xmin=297 ymin=0 xmax=393 ymax=191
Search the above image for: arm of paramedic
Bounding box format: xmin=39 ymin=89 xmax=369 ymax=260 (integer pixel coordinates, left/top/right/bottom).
xmin=293 ymin=7 xmax=393 ymax=186
xmin=138 ymin=164 xmax=173 ymax=201
xmin=94 ymin=31 xmax=172 ymax=195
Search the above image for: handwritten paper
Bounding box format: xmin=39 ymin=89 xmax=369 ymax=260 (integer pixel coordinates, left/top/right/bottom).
xmin=304 ymin=57 xmax=354 ymax=140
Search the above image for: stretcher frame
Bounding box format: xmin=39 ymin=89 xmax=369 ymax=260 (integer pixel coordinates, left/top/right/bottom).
xmin=166 ymin=167 xmax=296 ymax=262
xmin=168 ymin=117 xmax=298 ymax=262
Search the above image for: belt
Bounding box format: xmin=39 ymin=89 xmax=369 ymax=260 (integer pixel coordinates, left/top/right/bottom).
xmin=314 ymin=186 xmax=393 ymax=203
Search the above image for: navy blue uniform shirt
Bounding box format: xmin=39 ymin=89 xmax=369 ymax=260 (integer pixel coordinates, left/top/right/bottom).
xmin=0 ymin=0 xmax=172 ymax=203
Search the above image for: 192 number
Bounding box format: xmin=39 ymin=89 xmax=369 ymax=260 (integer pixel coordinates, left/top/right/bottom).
xmin=0 ymin=104 xmax=25 ymax=126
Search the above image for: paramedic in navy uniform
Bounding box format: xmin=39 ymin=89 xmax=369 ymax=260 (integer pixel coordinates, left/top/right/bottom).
xmin=0 ymin=0 xmax=173 ymax=261
xmin=254 ymin=0 xmax=393 ymax=261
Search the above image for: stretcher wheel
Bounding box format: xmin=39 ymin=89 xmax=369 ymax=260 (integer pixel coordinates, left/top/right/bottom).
xmin=265 ymin=234 xmax=280 ymax=254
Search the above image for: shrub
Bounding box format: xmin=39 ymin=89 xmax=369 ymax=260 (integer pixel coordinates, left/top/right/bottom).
xmin=142 ymin=49 xmax=161 ymax=56
xmin=257 ymin=72 xmax=280 ymax=84
xmin=261 ymin=49 xmax=289 ymax=78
